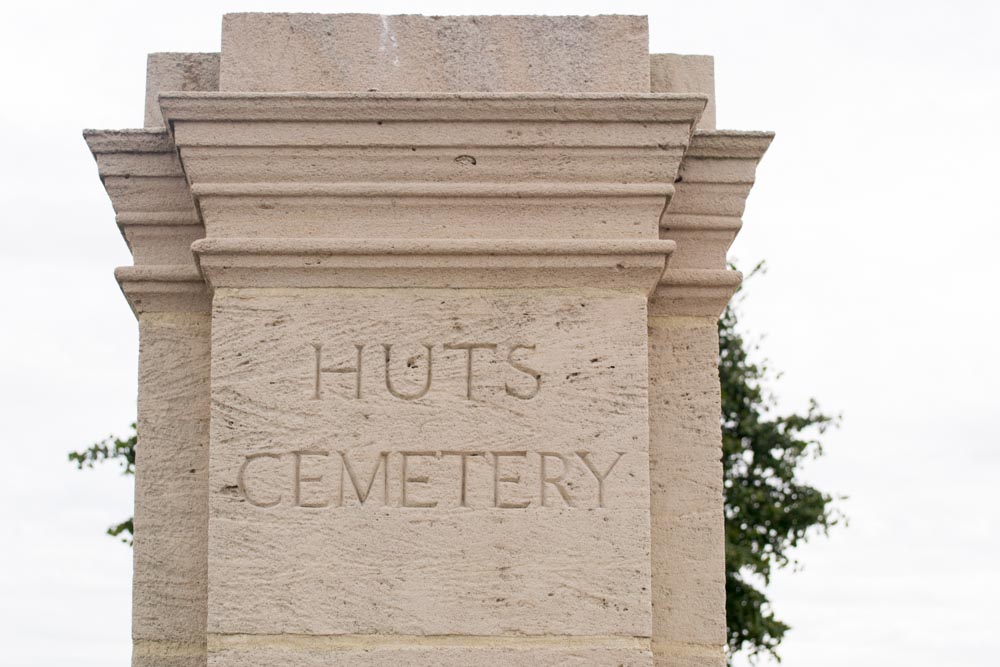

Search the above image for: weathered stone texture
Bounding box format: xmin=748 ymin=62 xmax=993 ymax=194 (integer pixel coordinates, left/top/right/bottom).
xmin=132 ymin=641 xmax=210 ymax=667
xmin=82 ymin=129 xmax=203 ymax=272
xmin=207 ymin=640 xmax=652 ymax=666
xmin=650 ymin=642 xmax=727 ymax=667
xmin=133 ymin=312 xmax=211 ymax=665
xmin=159 ymin=93 xmax=702 ymax=245
xmin=648 ymin=317 xmax=727 ymax=662
xmin=220 ymin=14 xmax=650 ymax=93
xmin=145 ymin=53 xmax=220 ymax=127
xmin=650 ymin=54 xmax=715 ymax=130
xmin=660 ymin=132 xmax=772 ymax=273
xmin=83 ymin=12 xmax=775 ymax=667
xmin=206 ymin=289 xmax=653 ymax=643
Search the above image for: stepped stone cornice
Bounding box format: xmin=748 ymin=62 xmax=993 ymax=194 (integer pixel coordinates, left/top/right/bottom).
xmin=158 ymin=92 xmax=706 ymax=291
xmin=653 ymin=130 xmax=773 ymax=315
xmin=84 ymin=129 xmax=207 ymax=314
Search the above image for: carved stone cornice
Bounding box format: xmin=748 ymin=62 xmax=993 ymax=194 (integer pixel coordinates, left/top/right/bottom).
xmin=83 ymin=129 xmax=204 ymax=265
xmin=648 ymin=268 xmax=742 ymax=318
xmin=160 ymin=92 xmax=706 ymax=243
xmin=650 ymin=130 xmax=771 ymax=316
xmin=159 ymin=91 xmax=708 ymax=122
xmin=84 ymin=129 xmax=209 ymax=316
xmin=114 ymin=266 xmax=210 ymax=314
xmin=193 ymin=238 xmax=675 ymax=291
xmin=661 ymin=130 xmax=773 ymax=270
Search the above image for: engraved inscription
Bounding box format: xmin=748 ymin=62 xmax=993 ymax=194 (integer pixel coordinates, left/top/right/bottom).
xmin=384 ymin=344 xmax=433 ymax=400
xmin=493 ymin=451 xmax=531 ymax=509
xmin=312 ymin=343 xmax=363 ymax=399
xmin=505 ymin=344 xmax=541 ymax=400
xmin=237 ymin=453 xmax=283 ymax=508
xmin=235 ymin=450 xmax=626 ymax=510
xmin=443 ymin=342 xmax=496 ymax=399
xmin=311 ymin=341 xmax=541 ymax=401
xmin=340 ymin=451 xmax=388 ymax=507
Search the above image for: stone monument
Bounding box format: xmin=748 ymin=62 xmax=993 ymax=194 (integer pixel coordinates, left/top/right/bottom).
xmin=85 ymin=13 xmax=771 ymax=667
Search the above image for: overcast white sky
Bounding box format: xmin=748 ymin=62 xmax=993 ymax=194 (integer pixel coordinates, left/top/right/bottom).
xmin=1 ymin=1 xmax=997 ymax=665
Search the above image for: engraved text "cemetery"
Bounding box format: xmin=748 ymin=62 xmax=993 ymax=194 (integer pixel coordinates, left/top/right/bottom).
xmin=236 ymin=450 xmax=625 ymax=510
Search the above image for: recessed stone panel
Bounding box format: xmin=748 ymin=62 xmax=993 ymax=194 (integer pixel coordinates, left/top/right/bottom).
xmin=207 ymin=288 xmax=652 ymax=640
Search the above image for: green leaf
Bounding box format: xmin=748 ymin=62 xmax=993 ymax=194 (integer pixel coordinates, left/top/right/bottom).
xmin=721 ymin=263 xmax=843 ymax=663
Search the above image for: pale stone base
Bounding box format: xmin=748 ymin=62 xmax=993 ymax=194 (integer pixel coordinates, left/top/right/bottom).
xmin=208 ymin=635 xmax=651 ymax=666
xmin=132 ymin=639 xmax=206 ymax=667
xmin=652 ymin=641 xmax=727 ymax=667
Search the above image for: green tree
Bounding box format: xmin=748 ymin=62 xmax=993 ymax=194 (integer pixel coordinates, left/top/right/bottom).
xmin=70 ymin=267 xmax=840 ymax=662
xmin=720 ymin=265 xmax=841 ymax=663
xmin=68 ymin=425 xmax=136 ymax=544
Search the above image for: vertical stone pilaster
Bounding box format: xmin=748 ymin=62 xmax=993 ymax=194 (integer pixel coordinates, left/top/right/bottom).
xmin=85 ymin=127 xmax=212 ymax=665
xmin=132 ymin=306 xmax=210 ymax=667
xmin=647 ymin=312 xmax=728 ymax=667
xmin=646 ymin=122 xmax=772 ymax=665
xmin=86 ymin=53 xmax=219 ymax=664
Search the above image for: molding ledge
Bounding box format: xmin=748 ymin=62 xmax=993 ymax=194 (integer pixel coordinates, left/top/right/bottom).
xmin=161 ymin=92 xmax=705 ymax=242
xmin=649 ymin=269 xmax=742 ymax=317
xmin=83 ymin=129 xmax=205 ymax=267
xmin=686 ymin=130 xmax=774 ymax=158
xmin=115 ymin=265 xmax=210 ymax=315
xmin=159 ymin=92 xmax=708 ymax=123
xmin=661 ymin=131 xmax=774 ymax=271
xmin=192 ymin=238 xmax=676 ymax=291
xmin=83 ymin=128 xmax=175 ymax=154
xmin=189 ymin=182 xmax=674 ymax=199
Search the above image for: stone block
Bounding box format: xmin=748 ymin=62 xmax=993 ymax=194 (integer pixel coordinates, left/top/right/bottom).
xmin=219 ymin=14 xmax=650 ymax=92
xmin=660 ymin=131 xmax=773 ymax=273
xmin=145 ymin=53 xmax=219 ymax=128
xmin=648 ymin=316 xmax=727 ymax=664
xmin=651 ymin=643 xmax=726 ymax=667
xmin=650 ymin=54 xmax=715 ymax=130
xmin=206 ymin=288 xmax=654 ymax=647
xmin=159 ymin=92 xmax=703 ymax=244
xmin=132 ymin=312 xmax=211 ymax=665
xmin=132 ymin=641 xmax=208 ymax=667
xmin=207 ymin=640 xmax=652 ymax=666
xmin=83 ymin=129 xmax=204 ymax=272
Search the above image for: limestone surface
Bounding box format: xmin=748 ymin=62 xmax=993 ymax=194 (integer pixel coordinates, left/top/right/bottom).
xmin=144 ymin=53 xmax=219 ymax=127
xmin=651 ymin=54 xmax=716 ymax=130
xmin=133 ymin=313 xmax=210 ymax=665
xmin=207 ymin=289 xmax=653 ymax=642
xmin=83 ymin=12 xmax=774 ymax=667
xmin=220 ymin=14 xmax=650 ymax=93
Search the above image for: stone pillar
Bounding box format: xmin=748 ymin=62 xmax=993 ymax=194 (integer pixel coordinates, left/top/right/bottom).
xmin=649 ymin=59 xmax=773 ymax=665
xmin=84 ymin=53 xmax=218 ymax=666
xmin=85 ymin=14 xmax=774 ymax=667
xmin=163 ymin=79 xmax=703 ymax=665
